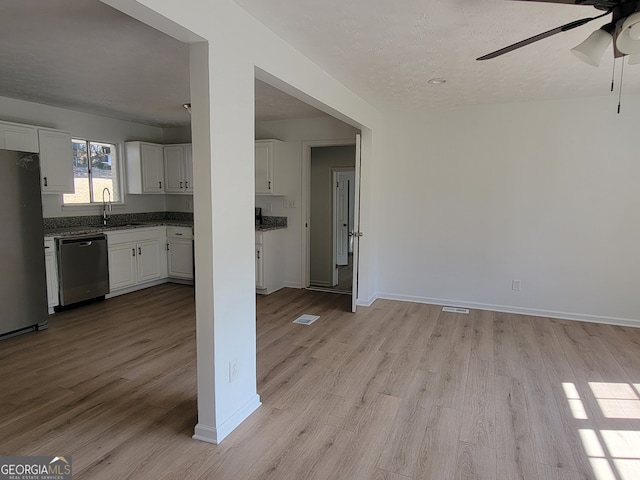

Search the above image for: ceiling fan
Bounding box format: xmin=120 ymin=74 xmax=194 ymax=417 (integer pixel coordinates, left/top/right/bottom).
xmin=477 ymin=0 xmax=640 ymax=66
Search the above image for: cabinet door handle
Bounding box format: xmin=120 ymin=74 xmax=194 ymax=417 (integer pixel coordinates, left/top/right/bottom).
xmin=132 ymin=248 xmax=136 ymax=257
xmin=180 ymin=181 xmax=183 ymax=188
xmin=167 ymin=243 xmax=170 ymax=251
xmin=138 ymin=247 xmax=142 ymax=255
xmin=43 ymin=177 xmax=48 ymax=187
xmin=268 ymin=181 xmax=271 ymax=190
xmin=257 ymin=250 xmax=260 ymax=259
xmin=185 ymin=181 xmax=189 ymax=189
xmin=159 ymin=181 xmax=162 ymax=189
xmin=175 ymin=233 xmax=183 ymax=236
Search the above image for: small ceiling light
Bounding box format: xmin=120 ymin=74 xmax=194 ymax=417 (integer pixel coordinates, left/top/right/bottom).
xmin=427 ymin=78 xmax=447 ymax=85
xmin=616 ymin=12 xmax=640 ymax=55
xmin=183 ymin=103 xmax=192 ymax=114
xmin=571 ymin=28 xmax=612 ymax=67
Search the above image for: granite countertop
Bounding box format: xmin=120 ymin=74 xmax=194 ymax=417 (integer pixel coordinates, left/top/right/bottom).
xmin=256 ymin=225 xmax=287 ymax=232
xmin=256 ymin=216 xmax=287 ymax=232
xmin=256 ymin=224 xmax=287 ymax=232
xmin=43 ymin=213 xmax=285 ymax=237
xmin=44 ymin=220 xmax=194 ymax=238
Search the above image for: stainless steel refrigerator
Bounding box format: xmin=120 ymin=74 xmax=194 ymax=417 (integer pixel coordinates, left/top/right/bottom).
xmin=0 ymin=149 xmax=48 ymax=338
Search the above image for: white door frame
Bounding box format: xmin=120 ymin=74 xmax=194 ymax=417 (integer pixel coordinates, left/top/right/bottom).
xmin=301 ymin=139 xmax=357 ymax=291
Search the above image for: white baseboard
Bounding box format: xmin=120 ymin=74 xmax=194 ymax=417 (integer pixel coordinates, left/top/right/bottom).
xmin=168 ymin=277 xmax=194 ymax=285
xmin=309 ymin=280 xmax=331 ymax=287
xmin=284 ymin=282 xmax=304 ymax=289
xmin=192 ymin=394 xmax=261 ymax=444
xmin=356 ymin=295 xmax=377 ymax=307
xmin=192 ymin=424 xmax=218 ymax=444
xmin=106 ymin=278 xmax=168 ymax=299
xmin=256 ymin=285 xmax=286 ymax=295
xmin=376 ymin=292 xmax=640 ymax=328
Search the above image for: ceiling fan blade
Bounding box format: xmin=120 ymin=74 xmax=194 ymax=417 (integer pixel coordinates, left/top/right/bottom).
xmin=511 ymin=0 xmax=605 ymax=5
xmin=477 ymin=12 xmax=610 ymax=60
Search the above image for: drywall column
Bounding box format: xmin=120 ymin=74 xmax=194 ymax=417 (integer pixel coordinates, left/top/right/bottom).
xmin=190 ymin=42 xmax=260 ymax=444
xmin=355 ymin=127 xmax=376 ymax=305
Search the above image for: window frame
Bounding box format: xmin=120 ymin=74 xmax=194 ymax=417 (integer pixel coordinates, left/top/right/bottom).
xmin=62 ymin=138 xmax=125 ymax=207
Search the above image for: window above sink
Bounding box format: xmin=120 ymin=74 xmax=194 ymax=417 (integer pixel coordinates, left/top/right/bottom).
xmin=63 ymin=138 xmax=122 ymax=205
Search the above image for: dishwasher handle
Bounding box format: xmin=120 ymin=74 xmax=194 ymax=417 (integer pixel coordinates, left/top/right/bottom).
xmin=58 ymin=235 xmax=106 ymax=246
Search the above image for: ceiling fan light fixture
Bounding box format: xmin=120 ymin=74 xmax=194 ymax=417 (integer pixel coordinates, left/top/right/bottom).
xmin=616 ymin=12 xmax=640 ymax=55
xmin=571 ymin=29 xmax=612 ymax=67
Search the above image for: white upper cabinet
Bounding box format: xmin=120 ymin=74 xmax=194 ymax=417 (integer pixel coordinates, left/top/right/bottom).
xmin=125 ymin=141 xmax=165 ymax=194
xmin=164 ymin=146 xmax=183 ymax=193
xmin=163 ymin=144 xmax=193 ymax=194
xmin=255 ymin=139 xmax=283 ymax=195
xmin=0 ymin=121 xmax=39 ymax=153
xmin=38 ymin=128 xmax=74 ymax=194
xmin=184 ymin=145 xmax=193 ymax=193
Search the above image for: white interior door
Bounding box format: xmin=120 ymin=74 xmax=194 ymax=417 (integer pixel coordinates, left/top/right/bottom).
xmin=351 ymin=134 xmax=362 ymax=313
xmin=336 ymin=172 xmax=349 ymax=266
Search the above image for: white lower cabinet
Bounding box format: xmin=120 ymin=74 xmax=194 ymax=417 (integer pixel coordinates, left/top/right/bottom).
xmin=255 ymin=244 xmax=264 ymax=289
xmin=108 ymin=242 xmax=138 ymax=291
xmin=44 ymin=238 xmax=58 ymax=312
xmin=106 ymin=227 xmax=167 ymax=297
xmin=255 ymin=229 xmax=285 ymax=295
xmin=46 ymin=225 xmax=193 ymax=302
xmin=167 ymin=226 xmax=194 ymax=280
xmin=137 ymin=239 xmax=164 ymax=282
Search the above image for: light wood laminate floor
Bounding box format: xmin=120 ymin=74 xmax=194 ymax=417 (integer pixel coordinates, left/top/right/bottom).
xmin=1 ymin=284 xmax=640 ymax=480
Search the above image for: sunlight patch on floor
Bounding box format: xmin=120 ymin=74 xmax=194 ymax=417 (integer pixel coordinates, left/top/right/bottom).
xmin=566 ymin=382 xmax=640 ymax=480
xmin=590 ymin=382 xmax=640 ymax=420
xmin=563 ymin=382 xmax=588 ymax=420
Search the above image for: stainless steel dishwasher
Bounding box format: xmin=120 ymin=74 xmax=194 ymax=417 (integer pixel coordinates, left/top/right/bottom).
xmin=57 ymin=234 xmax=110 ymax=306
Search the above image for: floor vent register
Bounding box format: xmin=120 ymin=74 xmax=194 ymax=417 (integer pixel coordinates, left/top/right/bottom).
xmin=442 ymin=306 xmax=470 ymax=314
xmin=293 ymin=314 xmax=320 ymax=325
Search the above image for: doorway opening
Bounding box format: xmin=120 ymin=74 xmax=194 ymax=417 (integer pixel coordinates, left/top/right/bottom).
xmin=306 ymin=144 xmax=357 ymax=295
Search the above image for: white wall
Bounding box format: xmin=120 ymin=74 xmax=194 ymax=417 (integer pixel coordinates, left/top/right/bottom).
xmin=375 ymin=95 xmax=640 ymax=326
xmin=104 ymin=0 xmax=382 ymax=445
xmin=255 ymin=117 xmax=359 ymax=288
xmin=165 ymin=195 xmax=193 ymax=212
xmin=0 ymin=95 xmax=177 ymax=217
xmin=163 ymin=126 xmax=192 ymax=144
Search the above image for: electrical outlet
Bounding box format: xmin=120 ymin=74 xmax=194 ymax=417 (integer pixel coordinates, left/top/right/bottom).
xmin=288 ymin=199 xmax=296 ymax=208
xmin=512 ymin=279 xmax=522 ymax=291
xmin=229 ymin=360 xmax=238 ymax=383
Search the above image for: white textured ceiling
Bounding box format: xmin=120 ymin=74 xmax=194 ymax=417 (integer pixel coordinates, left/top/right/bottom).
xmin=2 ymin=1 xmax=637 ymax=126
xmin=0 ymin=0 xmax=326 ymax=127
xmin=0 ymin=0 xmax=192 ymax=127
xmin=233 ymin=0 xmax=640 ymax=111
xmin=254 ymin=81 xmax=328 ymax=121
